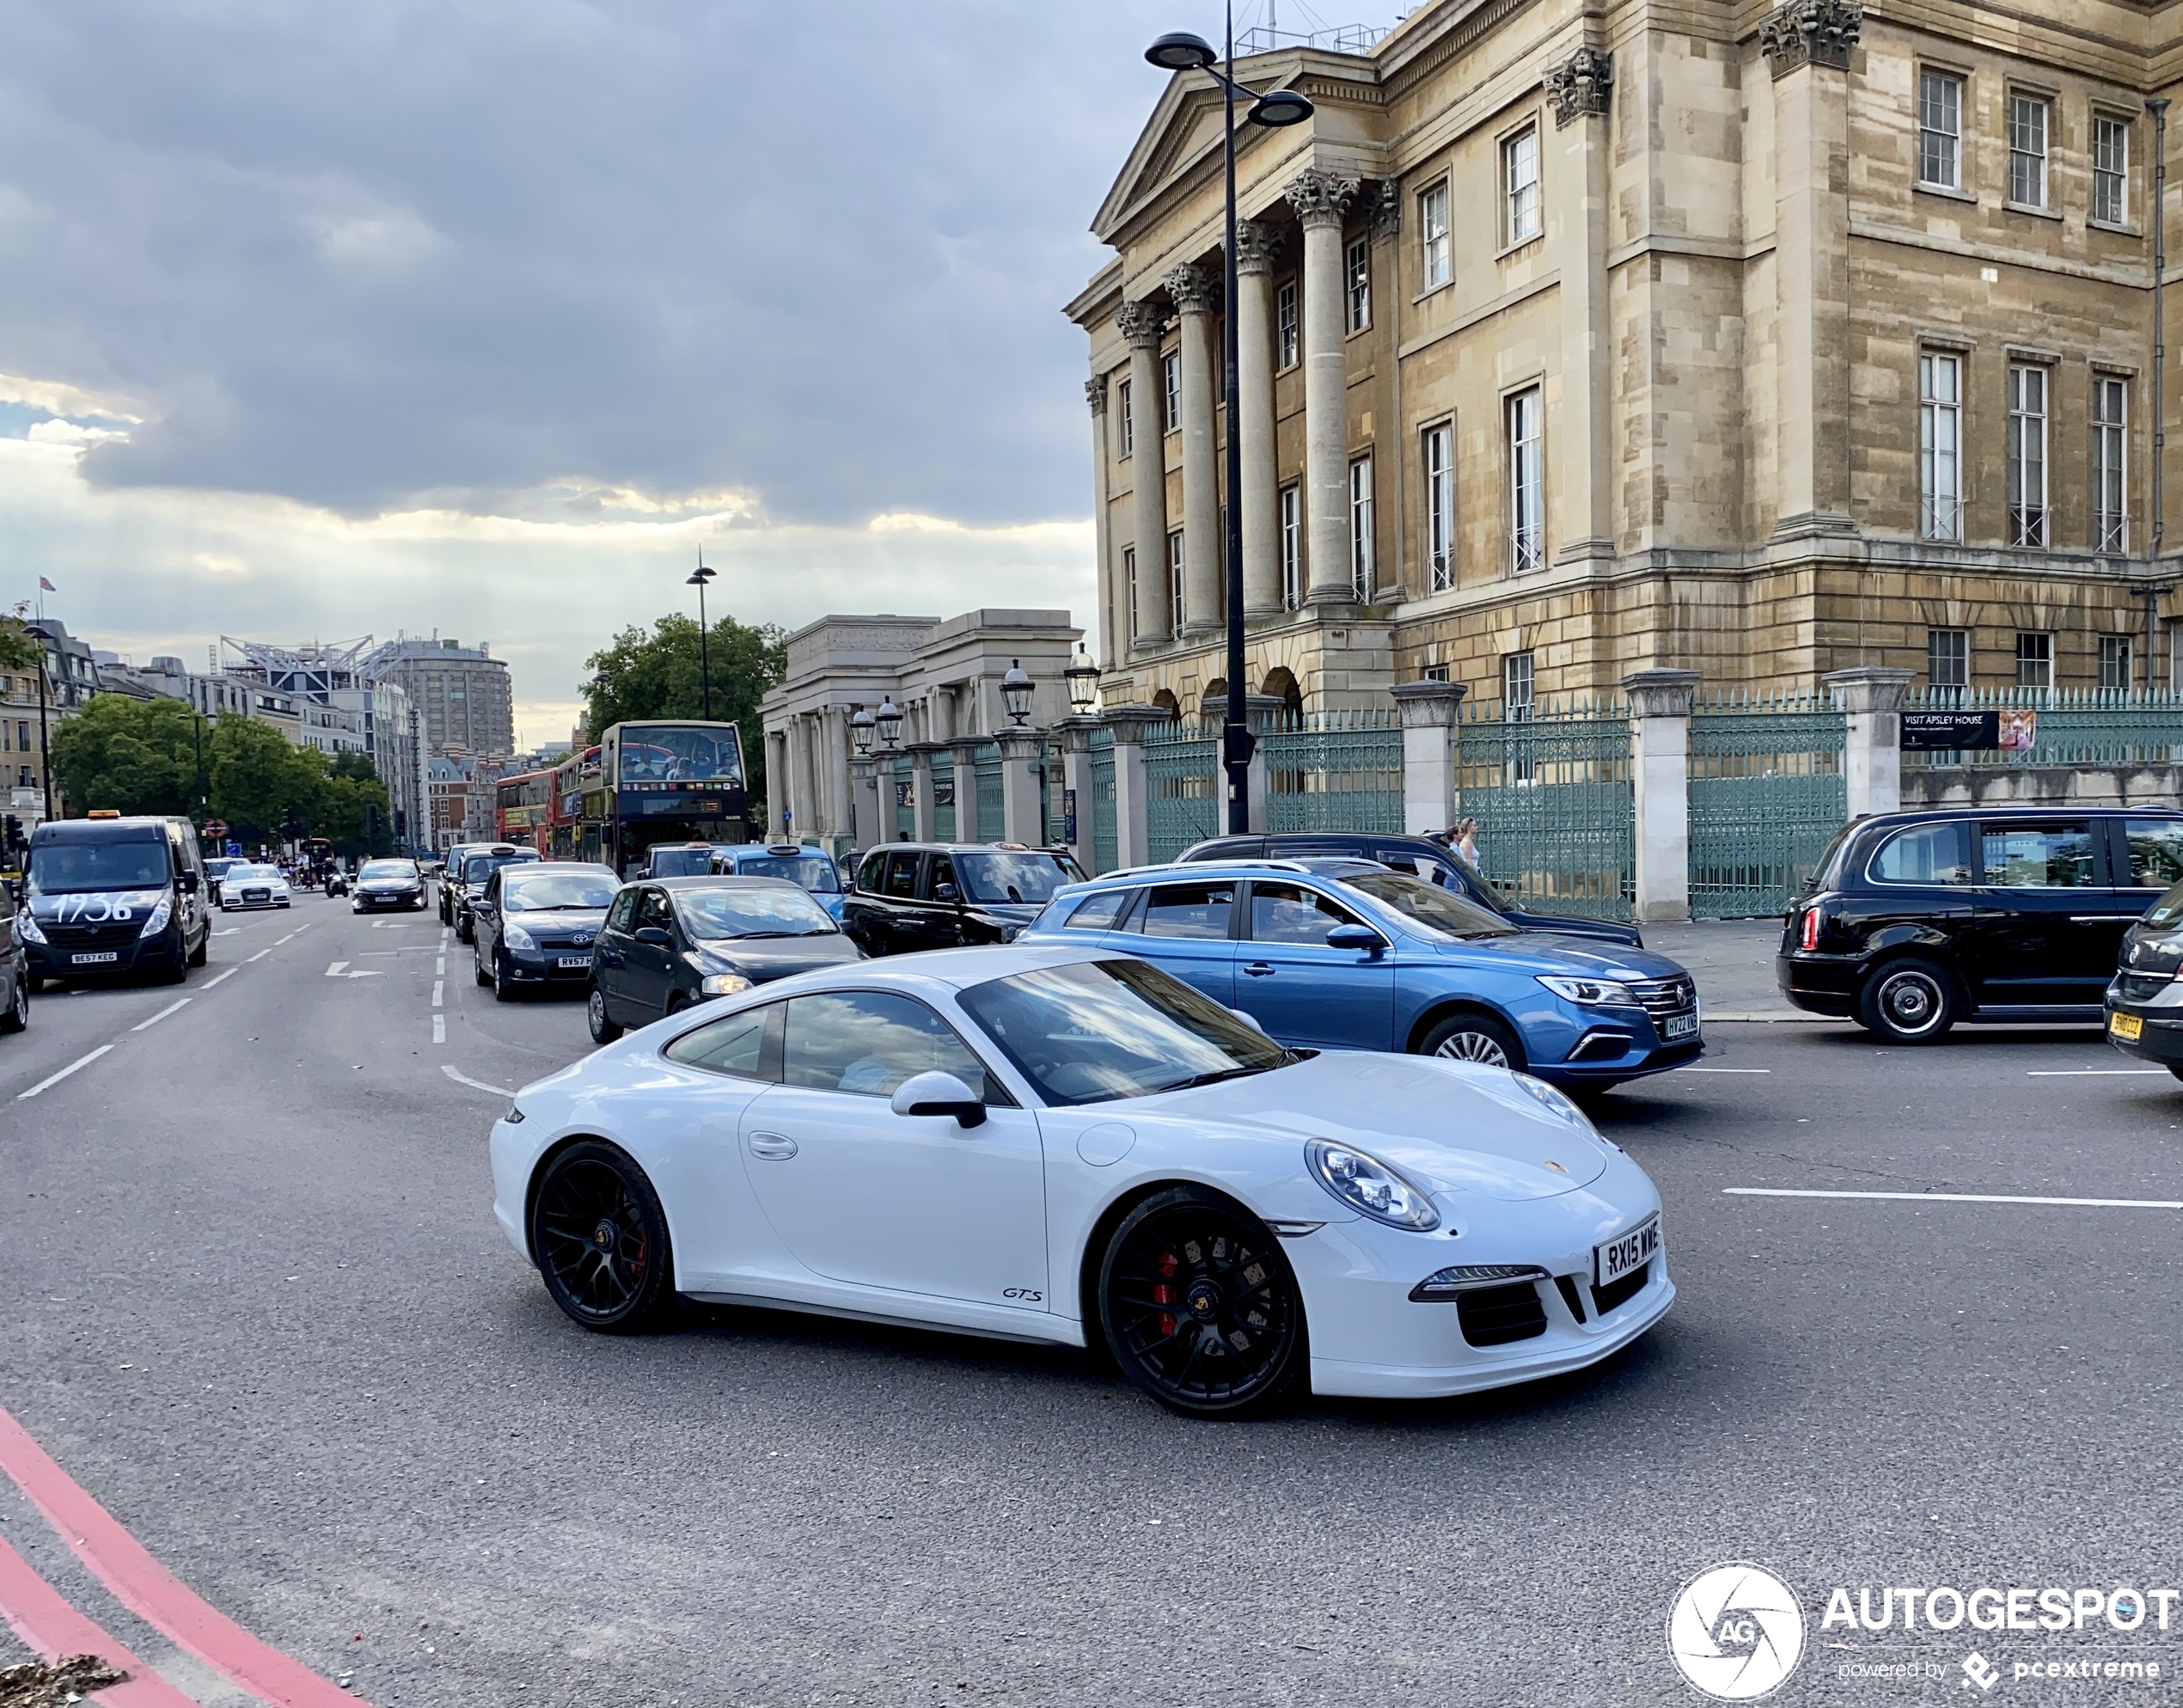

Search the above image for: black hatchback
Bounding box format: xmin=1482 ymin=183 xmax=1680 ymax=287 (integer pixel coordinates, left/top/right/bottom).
xmin=841 ymin=844 xmax=1086 ymax=957
xmin=1180 ymin=832 xmax=1643 ymax=948
xmin=2101 ymin=877 xmax=2183 ymax=1078
xmin=1777 ymin=806 xmax=2183 ymax=1042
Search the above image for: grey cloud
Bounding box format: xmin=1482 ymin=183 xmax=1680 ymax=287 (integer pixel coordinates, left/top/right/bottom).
xmin=0 ymin=0 xmax=1199 ymax=527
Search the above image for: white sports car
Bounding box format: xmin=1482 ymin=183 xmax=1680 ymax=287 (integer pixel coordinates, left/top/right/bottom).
xmin=489 ymin=944 xmax=1672 ymax=1417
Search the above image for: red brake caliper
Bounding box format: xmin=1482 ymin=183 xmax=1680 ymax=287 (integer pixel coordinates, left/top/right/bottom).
xmin=1153 ymin=1247 xmax=1178 ymax=1338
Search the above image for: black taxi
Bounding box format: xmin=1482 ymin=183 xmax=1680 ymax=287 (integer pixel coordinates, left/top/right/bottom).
xmin=841 ymin=843 xmax=1086 ymax=958
xmin=1777 ymin=806 xmax=2183 ymax=1043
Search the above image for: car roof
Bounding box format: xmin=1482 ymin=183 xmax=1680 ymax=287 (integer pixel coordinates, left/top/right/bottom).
xmin=650 ymin=873 xmax=809 ymax=891
xmin=504 ymin=860 xmax=612 ymax=877
xmin=855 ymin=842 xmax=1067 ymax=854
xmin=30 ymin=817 xmax=174 ymax=842
xmin=1851 ymin=805 xmax=2175 ymax=830
xmin=1069 ymin=857 xmax=1384 ymax=885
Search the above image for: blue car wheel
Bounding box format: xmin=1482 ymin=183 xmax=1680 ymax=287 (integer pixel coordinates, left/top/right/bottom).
xmin=1419 ymin=1011 xmax=1522 ymax=1070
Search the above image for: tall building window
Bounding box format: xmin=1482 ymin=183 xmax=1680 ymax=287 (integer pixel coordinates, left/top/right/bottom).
xmin=1423 ymin=422 xmax=1456 ymax=591
xmin=1504 ymin=651 xmax=1535 ymax=718
xmin=2008 ymin=93 xmax=2050 ymax=207
xmin=1279 ymin=484 xmax=1302 ymax=609
xmin=1502 ymin=126 xmax=1541 ymax=244
xmin=2100 ymin=635 xmax=2133 ymax=691
xmin=1919 ymin=352 xmax=1962 ymax=542
xmin=2094 ymin=115 xmax=2131 ymax=224
xmin=1420 ymin=181 xmax=1450 ymax=289
xmin=1161 ymin=351 xmax=1180 ymax=434
xmin=2006 ymin=364 xmax=2048 ymax=548
xmin=1275 ymin=280 xmax=1299 ymax=369
xmin=1344 ymin=237 xmax=1370 ymax=334
xmin=1348 ymin=455 xmax=1374 ymax=599
xmin=2015 ymin=632 xmax=2052 ymax=691
xmin=1918 ymin=70 xmax=1964 ymax=189
xmin=1167 ymin=531 xmax=1185 ymax=633
xmin=1507 ymin=387 xmax=1544 ymax=574
xmin=2093 ymin=376 xmax=2129 ymax=554
xmin=1124 ymin=547 xmax=1138 ymax=639
xmin=1117 ymin=379 xmax=1133 ymax=458
xmin=1927 ymin=629 xmax=1969 ymax=700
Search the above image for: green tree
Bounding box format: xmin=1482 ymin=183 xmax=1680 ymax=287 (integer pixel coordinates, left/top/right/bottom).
xmin=208 ymin=716 xmax=326 ymax=842
xmin=581 ymin=612 xmax=786 ymax=804
xmin=47 ymin=693 xmax=208 ymax=818
xmin=320 ymin=755 xmax=393 ymax=854
xmin=0 ymin=602 xmax=40 ymax=672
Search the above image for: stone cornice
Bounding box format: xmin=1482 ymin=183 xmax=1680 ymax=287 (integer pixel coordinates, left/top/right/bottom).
xmin=1758 ymin=0 xmax=1863 ymax=76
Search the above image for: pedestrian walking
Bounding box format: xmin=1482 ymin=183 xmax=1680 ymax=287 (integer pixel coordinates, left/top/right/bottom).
xmin=1447 ymin=817 xmax=1479 ymax=868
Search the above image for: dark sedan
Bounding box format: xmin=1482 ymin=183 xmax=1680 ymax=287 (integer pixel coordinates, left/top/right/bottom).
xmin=587 ymin=875 xmax=863 ymax=1044
xmin=1179 ymin=832 xmax=1643 ymax=947
xmin=351 ymin=857 xmax=427 ymax=913
xmin=2103 ymin=874 xmax=2183 ymax=1078
xmin=841 ymin=844 xmax=1085 ymax=958
xmin=471 ymin=863 xmax=621 ymax=1001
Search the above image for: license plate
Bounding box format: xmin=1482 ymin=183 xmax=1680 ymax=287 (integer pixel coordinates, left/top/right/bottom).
xmin=1595 ymin=1215 xmax=1660 ymax=1288
xmin=557 ymin=956 xmax=590 ymax=970
xmin=1663 ymin=1011 xmax=1699 ymax=1041
xmin=2111 ymin=1012 xmax=2145 ymax=1042
xmin=70 ymin=952 xmax=119 ymax=965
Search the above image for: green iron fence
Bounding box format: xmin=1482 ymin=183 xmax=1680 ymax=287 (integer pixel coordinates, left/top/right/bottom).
xmin=1144 ymin=719 xmax=1221 ymax=862
xmin=1901 ymin=687 xmax=2183 ymax=768
xmin=1089 ymin=728 xmax=1117 ymax=873
xmin=892 ymin=753 xmax=914 ymax=841
xmin=1689 ymin=689 xmax=1846 ymax=919
xmin=1457 ymin=697 xmax=1633 ymax=921
xmin=1263 ymin=709 xmax=1404 ymax=836
xmin=973 ymin=743 xmax=1004 ymax=842
xmin=933 ymin=752 xmax=956 ymax=842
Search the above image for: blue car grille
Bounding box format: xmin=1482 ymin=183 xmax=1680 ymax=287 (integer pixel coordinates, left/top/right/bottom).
xmin=1630 ymin=976 xmax=1696 ymax=1023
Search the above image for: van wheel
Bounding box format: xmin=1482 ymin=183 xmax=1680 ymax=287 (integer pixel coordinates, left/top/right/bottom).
xmin=187 ymin=933 xmax=207 ymax=968
xmin=1857 ymin=957 xmax=1957 ymax=1044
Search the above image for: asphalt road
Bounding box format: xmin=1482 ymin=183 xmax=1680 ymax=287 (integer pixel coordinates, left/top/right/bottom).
xmin=3 ymin=896 xmax=2181 ymax=1706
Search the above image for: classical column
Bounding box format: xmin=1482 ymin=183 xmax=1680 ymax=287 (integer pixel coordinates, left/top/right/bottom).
xmin=791 ymin=715 xmax=816 ymax=844
xmin=1164 ymin=262 xmax=1221 ymax=639
xmin=1822 ymin=666 xmax=1915 ymax=818
xmin=1116 ymin=300 xmax=1172 ymax=645
xmin=1087 ymin=376 xmax=1117 ymax=667
xmin=765 ymin=728 xmax=790 ymax=839
xmin=1546 ymin=46 xmax=1615 ymax=565
xmin=908 ymin=742 xmax=939 ymax=842
xmin=1233 ymin=221 xmax=1283 ymax=615
xmin=1623 ymin=669 xmax=1700 ymax=924
xmin=1286 ymin=169 xmax=1360 ymax=605
xmin=822 ymin=707 xmax=852 ymax=847
xmin=1390 ymin=679 xmax=1469 ymax=836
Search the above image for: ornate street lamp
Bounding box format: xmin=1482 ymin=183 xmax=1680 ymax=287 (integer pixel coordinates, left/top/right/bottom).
xmin=1064 ymin=644 xmax=1101 ymax=715
xmin=875 ymin=698 xmax=903 ymax=749
xmin=1145 ymin=13 xmax=1312 ymax=832
xmin=1000 ymin=661 xmax=1034 ymax=727
xmin=850 ymin=707 xmax=875 ymax=757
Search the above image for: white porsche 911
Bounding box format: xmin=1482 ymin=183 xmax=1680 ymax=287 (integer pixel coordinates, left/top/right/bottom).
xmin=489 ymin=944 xmax=1672 ymax=1417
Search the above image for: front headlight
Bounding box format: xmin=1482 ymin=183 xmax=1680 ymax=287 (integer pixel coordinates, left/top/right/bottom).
xmin=1306 ymin=1140 xmax=1440 ymax=1231
xmin=503 ymin=922 xmax=537 ymax=951
xmin=16 ymin=914 xmax=46 ymax=945
xmin=138 ymin=897 xmax=173 ymax=939
xmin=700 ymin=972 xmax=753 ymax=996
xmin=1537 ymin=974 xmax=1636 ymax=1006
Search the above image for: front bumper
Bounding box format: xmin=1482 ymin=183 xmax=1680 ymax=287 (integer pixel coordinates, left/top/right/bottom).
xmin=500 ymin=948 xmax=596 ymax=986
xmin=1776 ymin=950 xmax=1860 ymax=1017
xmin=225 ymin=892 xmax=290 ymax=909
xmin=355 ymin=890 xmax=425 ymax=909
xmin=27 ymin=928 xmax=180 ymax=979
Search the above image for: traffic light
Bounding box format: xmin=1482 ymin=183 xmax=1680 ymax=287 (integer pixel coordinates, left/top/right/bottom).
xmin=281 ymin=806 xmax=303 ymax=840
xmin=2 ymin=816 xmax=20 ymax=853
xmin=364 ymin=803 xmax=382 ymax=840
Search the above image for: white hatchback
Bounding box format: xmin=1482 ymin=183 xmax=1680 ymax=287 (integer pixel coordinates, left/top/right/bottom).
xmin=489 ymin=944 xmax=1672 ymax=1417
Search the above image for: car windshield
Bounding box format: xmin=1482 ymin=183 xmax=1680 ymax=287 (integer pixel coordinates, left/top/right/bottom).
xmin=463 ymin=852 xmax=536 ymax=884
xmin=954 ymin=851 xmax=1085 ymax=905
xmin=205 ymin=859 xmax=235 ymax=877
xmin=1336 ymin=869 xmax=1518 ymax=939
xmin=647 ymin=847 xmax=715 ymax=878
xmin=225 ymin=864 xmax=278 ymax=881
xmin=360 ymin=860 xmax=418 ymax=881
xmin=674 ymin=885 xmax=837 ymax=940
xmin=503 ymin=871 xmax=619 ymax=911
xmin=957 ymin=958 xmax=1289 ymax=1106
xmin=28 ymin=839 xmax=172 ymax=896
xmin=740 ymin=854 xmax=840 ymax=892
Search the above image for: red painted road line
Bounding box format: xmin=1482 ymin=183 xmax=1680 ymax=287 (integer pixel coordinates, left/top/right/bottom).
xmin=0 ymin=1525 xmax=200 ymax=1706
xmin=0 ymin=1405 xmax=369 ymax=1707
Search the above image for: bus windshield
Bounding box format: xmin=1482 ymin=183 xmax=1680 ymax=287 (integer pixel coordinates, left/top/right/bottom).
xmin=619 ymin=725 xmax=744 ymax=784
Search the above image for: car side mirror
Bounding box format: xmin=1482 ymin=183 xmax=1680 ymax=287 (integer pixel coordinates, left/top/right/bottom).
xmin=1325 ymin=923 xmax=1386 ymax=953
xmin=633 ymin=925 xmax=672 ymax=947
xmin=1226 ymin=1006 xmax=1270 ymax=1035
xmin=889 ymin=1070 xmax=987 ymax=1129
xmin=179 ymin=872 xmax=199 ymax=894
xmin=934 ymin=882 xmax=959 ymax=903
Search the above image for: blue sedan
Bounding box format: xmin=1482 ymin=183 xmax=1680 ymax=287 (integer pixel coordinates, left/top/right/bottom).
xmin=1020 ymin=858 xmax=1701 ymax=1088
xmin=711 ymin=842 xmax=849 ymax=921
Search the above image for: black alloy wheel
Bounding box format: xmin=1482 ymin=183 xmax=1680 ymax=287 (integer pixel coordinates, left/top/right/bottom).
xmin=0 ymin=970 xmax=26 ymax=1034
xmin=1857 ymin=956 xmax=1956 ymax=1044
xmin=1097 ymin=1186 xmax=1306 ymax=1419
xmin=587 ymin=984 xmax=622 ymax=1045
xmin=529 ymin=1141 xmax=674 ymax=1332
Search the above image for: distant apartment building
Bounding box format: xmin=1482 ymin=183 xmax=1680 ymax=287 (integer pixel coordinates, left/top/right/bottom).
xmin=360 ymin=638 xmax=515 ymax=759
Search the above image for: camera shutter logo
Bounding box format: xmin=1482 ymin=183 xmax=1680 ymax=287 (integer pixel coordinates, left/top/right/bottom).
xmin=1667 ymin=1564 xmax=1806 ymax=1700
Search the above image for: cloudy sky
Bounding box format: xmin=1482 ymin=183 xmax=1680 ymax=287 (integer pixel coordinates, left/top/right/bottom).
xmin=0 ymin=0 xmax=1362 ymax=745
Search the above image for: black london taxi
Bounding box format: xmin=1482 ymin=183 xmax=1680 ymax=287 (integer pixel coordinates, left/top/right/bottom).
xmin=841 ymin=842 xmax=1087 ymax=957
xmin=1777 ymin=805 xmax=2182 ymax=1043
xmin=19 ymin=813 xmax=211 ymax=990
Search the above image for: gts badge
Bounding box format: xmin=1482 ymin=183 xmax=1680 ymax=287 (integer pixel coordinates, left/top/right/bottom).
xmin=1001 ymin=1288 xmax=1043 ymax=1302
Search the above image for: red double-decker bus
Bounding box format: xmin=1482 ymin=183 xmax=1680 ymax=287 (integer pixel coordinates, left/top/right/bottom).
xmin=494 ymin=768 xmax=553 ymax=848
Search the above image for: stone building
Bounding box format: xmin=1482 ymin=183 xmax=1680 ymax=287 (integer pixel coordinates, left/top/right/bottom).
xmin=1066 ymin=0 xmax=2180 ymax=716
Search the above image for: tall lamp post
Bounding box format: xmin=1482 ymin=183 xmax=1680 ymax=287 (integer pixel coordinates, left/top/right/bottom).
xmin=1145 ymin=15 xmax=1312 ymax=831
xmin=23 ymin=625 xmax=52 ymax=824
xmin=687 ymin=556 xmax=718 ymax=720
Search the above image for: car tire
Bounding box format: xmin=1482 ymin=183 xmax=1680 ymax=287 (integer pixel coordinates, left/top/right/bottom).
xmin=474 ymin=945 xmax=492 ymax=987
xmin=24 ymin=974 xmax=42 ymax=997
xmin=529 ymin=1140 xmax=675 ymax=1334
xmin=492 ymin=952 xmax=514 ymax=1002
xmin=456 ymin=918 xmax=472 ymax=944
xmin=0 ymin=971 xmax=27 ymax=1034
xmin=2164 ymin=1063 xmax=2183 ymax=1085
xmin=1096 ymin=1185 xmax=1307 ymax=1420
xmin=1856 ymin=957 xmax=1957 ymax=1044
xmin=187 ymin=932 xmax=207 ymax=968
xmin=587 ymin=984 xmax=622 ymax=1045
xmin=1417 ymin=1010 xmax=1525 ymax=1071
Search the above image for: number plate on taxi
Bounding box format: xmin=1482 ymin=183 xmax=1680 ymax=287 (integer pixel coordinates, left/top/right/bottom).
xmin=1595 ymin=1215 xmax=1660 ymax=1289
xmin=2110 ymin=1012 xmax=2144 ymax=1043
xmin=70 ymin=952 xmax=119 ymax=965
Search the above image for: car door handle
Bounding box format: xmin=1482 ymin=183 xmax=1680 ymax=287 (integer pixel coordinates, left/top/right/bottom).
xmin=1243 ymin=962 xmax=1275 ymax=976
xmin=2070 ymin=915 xmax=2130 ymax=924
xmin=747 ymin=1132 xmax=798 ymax=1160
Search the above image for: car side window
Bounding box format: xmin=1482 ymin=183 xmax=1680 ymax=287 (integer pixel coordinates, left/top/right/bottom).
xmin=780 ymin=990 xmax=1004 ymax=1102
xmin=1869 ymin=824 xmax=1972 ymax=885
xmin=928 ymin=854 xmax=957 ymax=900
xmin=1249 ymin=881 xmax=1362 ymax=945
xmin=605 ymin=890 xmax=639 ymax=933
xmin=1374 ymin=848 xmax=1428 ymax=878
xmin=2121 ymin=821 xmax=2183 ymax=889
xmin=1982 ymin=823 xmax=2097 ymax=888
xmin=1134 ymin=882 xmax=1236 ymax=940
xmin=858 ymin=851 xmax=887 ymax=893
xmin=1062 ymin=890 xmax=1130 ymax=931
xmin=636 ymin=889 xmax=673 ymax=931
xmin=664 ymin=1002 xmax=780 ymax=1081
xmin=875 ymin=852 xmax=917 ymax=898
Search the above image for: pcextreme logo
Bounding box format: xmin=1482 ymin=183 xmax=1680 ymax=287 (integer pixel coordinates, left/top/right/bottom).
xmin=1668 ymin=1564 xmax=1807 ymax=1700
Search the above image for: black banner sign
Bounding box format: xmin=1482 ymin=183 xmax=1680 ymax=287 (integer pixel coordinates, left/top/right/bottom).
xmin=1899 ymin=709 xmax=2038 ymax=752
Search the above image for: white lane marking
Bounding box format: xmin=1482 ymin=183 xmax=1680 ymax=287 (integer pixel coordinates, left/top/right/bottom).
xmin=324 ymin=961 xmax=384 ymax=979
xmin=277 ymin=930 xmax=299 ymax=945
xmin=291 ymin=920 xmax=312 ymax=934
xmin=431 ymin=981 xmax=443 ymax=1007
xmin=2026 ymin=1069 xmax=2168 ymax=1077
xmin=435 ymin=958 xmax=445 ymax=976
xmin=432 ymin=1014 xmax=446 ymax=1044
xmin=1675 ymin=1067 xmax=1772 ymax=1074
xmin=200 ymin=967 xmax=237 ymax=990
xmin=327 ymin=961 xmax=347 ymax=976
xmin=247 ymin=949 xmax=270 ymax=964
xmin=130 ymin=998 xmax=191 ymax=1032
xmin=212 ymin=928 xmax=241 ymax=937
xmin=1725 ymin=1187 xmax=2183 ymax=1210
xmin=442 ymin=1064 xmax=516 ymax=1097
xmin=17 ymin=1045 xmax=114 ymax=1099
